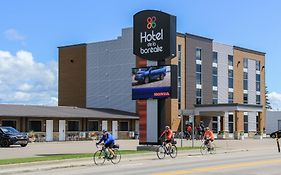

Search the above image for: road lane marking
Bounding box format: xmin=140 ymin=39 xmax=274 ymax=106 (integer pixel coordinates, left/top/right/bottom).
xmin=152 ymin=159 xmax=281 ymax=175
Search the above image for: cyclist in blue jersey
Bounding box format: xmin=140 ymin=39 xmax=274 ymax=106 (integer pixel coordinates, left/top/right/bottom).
xmin=96 ymin=130 xmax=115 ymax=157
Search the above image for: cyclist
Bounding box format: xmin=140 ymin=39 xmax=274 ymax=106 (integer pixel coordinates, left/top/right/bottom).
xmin=203 ymin=127 xmax=215 ymax=151
xmin=159 ymin=126 xmax=173 ymax=151
xmin=96 ymin=130 xmax=115 ymax=158
xmin=186 ymin=124 xmax=192 ymax=140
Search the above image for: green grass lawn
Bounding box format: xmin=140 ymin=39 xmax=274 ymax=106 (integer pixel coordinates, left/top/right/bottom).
xmin=0 ymin=147 xmax=199 ymax=165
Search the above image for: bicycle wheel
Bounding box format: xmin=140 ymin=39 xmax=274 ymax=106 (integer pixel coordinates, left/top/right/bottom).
xmin=200 ymin=144 xmax=208 ymax=155
xmin=111 ymin=149 xmax=121 ymax=164
xmin=169 ymin=145 xmax=177 ymax=158
xmin=93 ymin=150 xmax=106 ymax=165
xmin=156 ymin=146 xmax=166 ymax=159
xmin=209 ymin=143 xmax=216 ymax=154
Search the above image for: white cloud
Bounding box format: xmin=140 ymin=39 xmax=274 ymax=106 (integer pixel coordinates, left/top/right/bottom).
xmin=4 ymin=28 xmax=26 ymax=41
xmin=268 ymin=92 xmax=281 ymax=111
xmin=0 ymin=50 xmax=57 ymax=106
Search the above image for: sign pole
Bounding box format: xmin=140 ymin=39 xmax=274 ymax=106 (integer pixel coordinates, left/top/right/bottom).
xmin=181 ymin=112 xmax=183 ymax=148
xmin=192 ymin=115 xmax=194 ymax=148
xmin=276 ymin=133 xmax=280 ymax=153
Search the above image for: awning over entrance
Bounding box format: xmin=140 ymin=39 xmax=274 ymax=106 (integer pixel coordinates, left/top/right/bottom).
xmin=181 ymin=103 xmax=263 ymax=116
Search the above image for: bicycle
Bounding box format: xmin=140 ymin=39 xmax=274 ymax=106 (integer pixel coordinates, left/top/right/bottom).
xmin=93 ymin=143 xmax=121 ymax=165
xmin=156 ymin=140 xmax=177 ymax=159
xmin=200 ymin=138 xmax=216 ymax=155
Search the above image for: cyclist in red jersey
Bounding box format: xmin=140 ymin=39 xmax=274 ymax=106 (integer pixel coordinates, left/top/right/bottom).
xmin=159 ymin=126 xmax=173 ymax=150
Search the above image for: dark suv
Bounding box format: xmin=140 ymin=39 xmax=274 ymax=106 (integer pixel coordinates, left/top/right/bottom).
xmin=270 ymin=130 xmax=281 ymax=139
xmin=0 ymin=126 xmax=28 ymax=147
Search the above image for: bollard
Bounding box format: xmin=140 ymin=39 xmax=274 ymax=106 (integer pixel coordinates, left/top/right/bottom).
xmin=276 ymin=133 xmax=280 ymax=153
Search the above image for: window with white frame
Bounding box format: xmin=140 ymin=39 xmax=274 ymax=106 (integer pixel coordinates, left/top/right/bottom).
xmin=243 ymin=72 xmax=248 ymax=90
xmin=228 ymin=55 xmax=233 ymax=66
xmin=228 ymin=70 xmax=234 ymax=88
xmin=244 ymin=114 xmax=248 ymax=133
xmin=196 ymin=88 xmax=202 ymax=104
xmin=228 ymin=114 xmax=234 ymax=133
xmin=196 ymin=48 xmax=201 ymax=60
xmin=178 ymin=45 xmax=182 ymax=110
xmin=228 ymin=92 xmax=234 ymax=103
xmin=213 ymin=90 xmax=218 ymax=104
xmin=212 ymin=67 xmax=218 ymax=87
xmin=119 ymin=121 xmax=129 ymax=131
xmin=67 ymin=121 xmax=80 ymax=131
xmin=88 ymin=121 xmax=99 ymax=131
xmin=213 ymin=52 xmax=218 ymax=63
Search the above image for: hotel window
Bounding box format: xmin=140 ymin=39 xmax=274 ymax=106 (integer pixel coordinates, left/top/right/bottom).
xmin=243 ymin=58 xmax=248 ymax=68
xmin=243 ymin=72 xmax=248 ymax=90
xmin=256 ymin=74 xmax=261 ymax=92
xmin=256 ymin=94 xmax=261 ymax=105
xmin=196 ymin=88 xmax=202 ymax=104
xmin=244 ymin=114 xmax=248 ymax=133
xmin=2 ymin=120 xmax=17 ymax=129
xmin=29 ymin=121 xmax=42 ymax=132
xmin=196 ymin=64 xmax=202 ymax=85
xmin=256 ymin=114 xmax=260 ymax=131
xmin=228 ymin=92 xmax=234 ymax=103
xmin=228 ymin=114 xmax=234 ymax=133
xmin=196 ymin=48 xmax=201 ymax=60
xmin=178 ymin=45 xmax=182 ymax=109
xmin=119 ymin=121 xmax=129 ymax=131
xmin=228 ymin=55 xmax=233 ymax=66
xmin=212 ymin=67 xmax=218 ymax=87
xmin=228 ymin=70 xmax=234 ymax=88
xmin=212 ymin=117 xmax=218 ymax=133
xmin=212 ymin=90 xmax=218 ymax=104
xmin=243 ymin=93 xmax=248 ymax=104
xmin=256 ymin=61 xmax=261 ymax=71
xmin=213 ymin=52 xmax=218 ymax=63
xmin=68 ymin=121 xmax=80 ymax=131
xmin=88 ymin=121 xmax=99 ymax=131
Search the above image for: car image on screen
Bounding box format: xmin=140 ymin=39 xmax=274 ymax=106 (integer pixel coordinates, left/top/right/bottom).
xmin=134 ymin=66 xmax=166 ymax=84
xmin=132 ymin=65 xmax=175 ymax=100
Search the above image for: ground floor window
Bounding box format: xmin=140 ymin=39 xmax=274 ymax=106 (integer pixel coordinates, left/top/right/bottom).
xmin=68 ymin=121 xmax=79 ymax=131
xmin=29 ymin=121 xmax=42 ymax=132
xmin=244 ymin=114 xmax=248 ymax=133
xmin=2 ymin=120 xmax=17 ymax=128
xmin=212 ymin=117 xmax=218 ymax=133
xmin=256 ymin=114 xmax=260 ymax=131
xmin=228 ymin=114 xmax=234 ymax=133
xmin=88 ymin=121 xmax=99 ymax=131
xmin=119 ymin=121 xmax=129 ymax=131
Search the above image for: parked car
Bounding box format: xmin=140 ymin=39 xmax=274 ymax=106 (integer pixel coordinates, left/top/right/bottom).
xmin=0 ymin=126 xmax=28 ymax=147
xmin=270 ymin=130 xmax=281 ymax=139
xmin=135 ymin=66 xmax=166 ymax=84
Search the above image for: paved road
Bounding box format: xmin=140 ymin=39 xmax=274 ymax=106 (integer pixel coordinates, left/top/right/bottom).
xmin=0 ymin=139 xmax=277 ymax=159
xmin=14 ymin=146 xmax=281 ymax=175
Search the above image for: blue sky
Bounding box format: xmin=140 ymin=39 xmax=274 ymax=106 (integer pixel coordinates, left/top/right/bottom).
xmin=0 ymin=0 xmax=281 ymax=109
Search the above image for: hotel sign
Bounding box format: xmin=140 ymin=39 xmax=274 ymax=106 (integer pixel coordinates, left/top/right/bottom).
xmin=133 ymin=10 xmax=176 ymax=61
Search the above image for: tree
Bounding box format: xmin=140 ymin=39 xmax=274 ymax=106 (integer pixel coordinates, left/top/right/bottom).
xmin=265 ymin=86 xmax=272 ymax=109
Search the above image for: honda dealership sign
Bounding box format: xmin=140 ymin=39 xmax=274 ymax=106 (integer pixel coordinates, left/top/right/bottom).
xmin=133 ymin=10 xmax=176 ymax=61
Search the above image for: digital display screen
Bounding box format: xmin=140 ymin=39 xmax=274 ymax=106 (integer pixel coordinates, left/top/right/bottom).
xmin=132 ymin=65 xmax=176 ymax=100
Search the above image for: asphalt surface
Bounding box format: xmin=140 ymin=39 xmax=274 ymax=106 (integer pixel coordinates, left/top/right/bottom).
xmin=10 ymin=146 xmax=281 ymax=175
xmin=0 ymin=139 xmax=277 ymax=159
xmin=0 ymin=139 xmax=281 ymax=175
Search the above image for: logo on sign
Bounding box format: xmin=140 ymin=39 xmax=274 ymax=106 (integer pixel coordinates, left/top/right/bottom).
xmin=147 ymin=16 xmax=156 ymax=29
